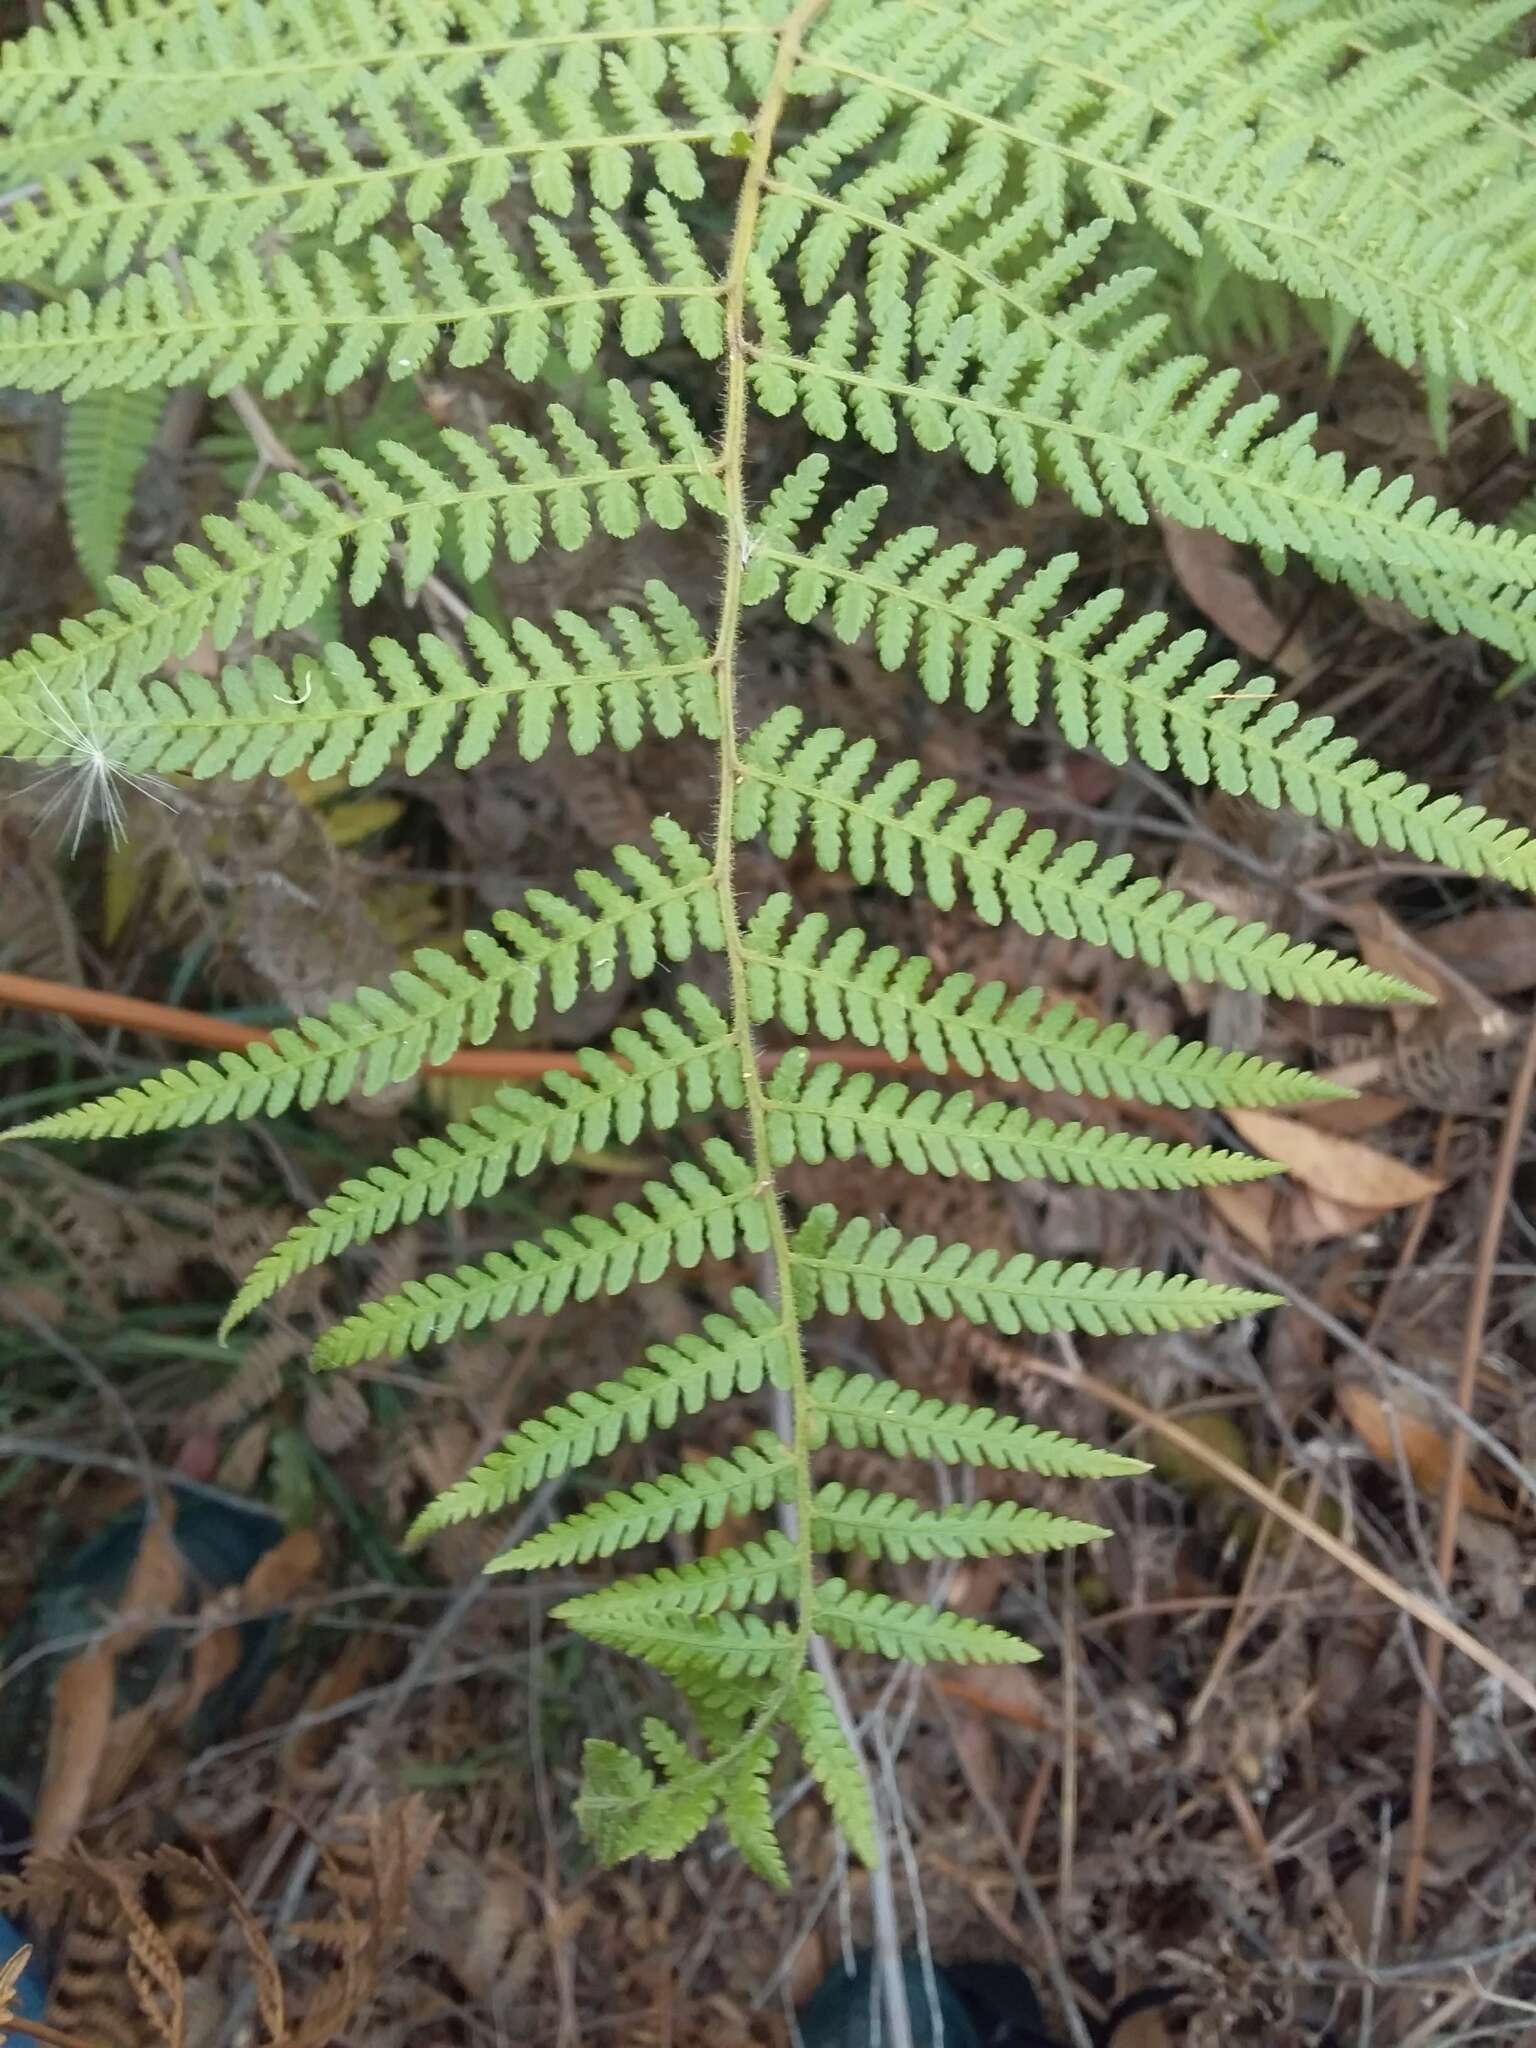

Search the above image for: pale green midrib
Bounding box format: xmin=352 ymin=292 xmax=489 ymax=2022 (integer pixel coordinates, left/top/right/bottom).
xmin=792 ymin=1246 xmax=1258 ymax=1319
xmin=746 ymin=345 xmax=1536 ymax=602
xmin=0 ymin=280 xmax=725 ymax=370
xmin=754 ymin=543 xmax=1523 ymax=864
xmin=818 ymin=55 xmax=1534 ymax=367
xmin=0 ymin=453 xmax=722 ymax=706
xmin=4 ymin=124 xmax=734 ymax=259
xmin=5 ymin=18 xmax=775 ymax=97
xmin=318 ymin=1180 xmax=765 ymax=1357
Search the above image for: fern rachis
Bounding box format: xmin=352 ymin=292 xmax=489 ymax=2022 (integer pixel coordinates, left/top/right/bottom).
xmin=4 ymin=0 xmax=1535 ymax=1881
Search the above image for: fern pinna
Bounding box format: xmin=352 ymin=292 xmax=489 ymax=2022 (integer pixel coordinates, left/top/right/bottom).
xmin=4 ymin=0 xmax=1536 ymax=1877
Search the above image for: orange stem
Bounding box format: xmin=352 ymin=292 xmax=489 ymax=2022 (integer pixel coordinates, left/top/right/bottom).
xmin=0 ymin=968 xmax=917 ymax=1081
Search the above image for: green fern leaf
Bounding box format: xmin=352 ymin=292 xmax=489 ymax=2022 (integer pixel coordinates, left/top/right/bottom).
xmin=718 ymin=1730 xmax=789 ymax=1889
xmin=743 ymin=896 xmax=1342 ymax=1106
xmin=792 ymin=1203 xmax=1280 ymax=1337
xmin=783 ymin=1669 xmax=878 ymax=1866
xmin=311 ymin=1140 xmax=770 ymax=1369
xmin=811 ymin=1486 xmax=1107 ymax=1563
xmin=563 ymin=1605 xmax=799 ymax=1683
xmin=60 ymin=382 xmax=166 ymax=595
xmin=766 ymin=1053 xmax=1283 ymax=1190
xmin=502 ymin=1436 xmax=795 ymax=1571
xmin=746 ymin=464 xmax=1536 ymax=892
xmin=407 ymin=1290 xmax=793 ymax=1543
xmin=0 ymin=381 xmax=721 ymax=747
xmin=812 ymin=1578 xmax=1039 ymax=1665
xmin=555 ymin=1531 xmax=801 ymax=1620
xmin=809 ymin=1368 xmax=1148 ymax=1479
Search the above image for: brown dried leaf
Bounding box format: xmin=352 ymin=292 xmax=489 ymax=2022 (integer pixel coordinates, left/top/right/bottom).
xmin=32 ymin=1649 xmax=115 ymax=1857
xmin=1157 ymin=516 xmax=1309 ymax=675
xmin=193 ymin=1847 xmax=285 ymax=2044
xmin=1202 ymin=1179 xmax=1279 ymax=1255
xmin=1227 ymin=1108 xmax=1444 ymax=1211
xmin=931 ymin=1664 xmax=1061 ymax=1735
xmin=1419 ymin=907 xmax=1536 ymax=996
xmin=1337 ymin=1382 xmax=1514 ymax=1525
xmin=1108 ymin=2005 xmax=1176 ymax=2048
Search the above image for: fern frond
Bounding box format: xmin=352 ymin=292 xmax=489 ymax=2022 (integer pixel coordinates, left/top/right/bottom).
xmin=743 ymin=896 xmax=1343 ymax=1107
xmin=739 ymin=710 xmax=1418 ymax=1005
xmin=747 ymin=465 xmax=1536 ymax=892
xmin=782 ymin=1669 xmax=877 ymax=1865
xmin=767 ymin=1055 xmax=1281 ymax=1191
xmin=791 ymin=1204 xmax=1278 ymax=1338
xmin=3 ymin=822 xmax=718 ymax=1143
xmin=512 ymin=1438 xmax=795 ymax=1570
xmin=811 ymin=1486 xmax=1107 ymax=1564
xmin=809 ymin=1368 xmax=1148 ymax=1479
xmin=0 ymin=196 xmax=725 ymax=400
xmin=225 ymin=987 xmax=740 ymax=1331
xmin=311 ymin=1140 xmax=770 ymax=1369
xmin=60 ymin=382 xmax=166 ymax=595
xmin=109 ymin=582 xmax=717 ymax=788
xmin=554 ymin=1531 xmax=801 ymax=1618
xmin=812 ymin=1578 xmax=1038 ymax=1665
xmin=408 ymin=1290 xmax=794 ymax=1543
xmin=0 ymin=380 xmax=721 ymax=735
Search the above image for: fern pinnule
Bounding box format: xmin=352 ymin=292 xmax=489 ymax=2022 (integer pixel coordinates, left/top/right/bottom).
xmin=810 ymin=1487 xmax=1109 ymax=1564
xmin=499 ymin=1436 xmax=796 ymax=1570
xmin=811 ymin=1580 xmax=1039 ymax=1666
xmin=60 ymin=382 xmax=167 ymax=596
xmin=407 ymin=1291 xmax=794 ymax=1545
xmin=791 ymin=1205 xmax=1280 ymax=1338
xmin=767 ymin=1055 xmax=1284 ymax=1190
xmin=224 ymin=988 xmax=742 ymax=1333
xmin=2 ymin=820 xmax=722 ymax=1146
xmin=808 ymin=1369 xmax=1149 ymax=1480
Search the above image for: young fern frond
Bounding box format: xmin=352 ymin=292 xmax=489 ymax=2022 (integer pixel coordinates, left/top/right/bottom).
xmin=8 ymin=0 xmax=1536 ymax=1885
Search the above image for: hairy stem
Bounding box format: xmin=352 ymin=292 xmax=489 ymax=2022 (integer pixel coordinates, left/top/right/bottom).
xmin=710 ymin=0 xmax=829 ymax=1656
